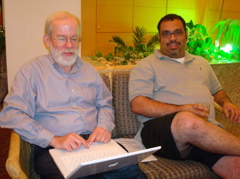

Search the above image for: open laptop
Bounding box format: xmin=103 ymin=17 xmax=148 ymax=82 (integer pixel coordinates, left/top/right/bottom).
xmin=49 ymin=139 xmax=161 ymax=179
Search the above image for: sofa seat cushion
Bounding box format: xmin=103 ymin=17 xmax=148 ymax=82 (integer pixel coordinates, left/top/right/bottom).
xmin=140 ymin=156 xmax=220 ymax=179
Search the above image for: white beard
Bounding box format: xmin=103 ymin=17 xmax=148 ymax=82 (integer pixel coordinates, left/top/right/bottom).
xmin=50 ymin=44 xmax=79 ymax=66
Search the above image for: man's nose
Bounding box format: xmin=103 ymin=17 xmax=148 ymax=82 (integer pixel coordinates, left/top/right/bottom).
xmin=64 ymin=38 xmax=74 ymax=47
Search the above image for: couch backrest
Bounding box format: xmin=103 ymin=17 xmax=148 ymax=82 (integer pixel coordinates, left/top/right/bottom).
xmin=97 ymin=66 xmax=139 ymax=138
xmin=112 ymin=71 xmax=140 ymax=138
xmin=99 ymin=72 xmax=119 ymax=137
xmin=211 ymin=63 xmax=240 ymax=107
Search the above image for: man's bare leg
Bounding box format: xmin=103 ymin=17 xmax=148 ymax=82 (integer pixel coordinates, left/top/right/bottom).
xmin=171 ymin=111 xmax=240 ymax=155
xmin=212 ymin=156 xmax=240 ymax=178
xmin=171 ymin=111 xmax=240 ymax=177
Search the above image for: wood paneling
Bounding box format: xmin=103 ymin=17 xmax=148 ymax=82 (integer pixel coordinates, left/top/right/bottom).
xmin=133 ymin=7 xmax=166 ymax=32
xmin=97 ymin=0 xmax=133 ymax=6
xmin=168 ymin=0 xmax=196 ymax=9
xmin=97 ymin=5 xmax=133 ymax=32
xmin=167 ymin=8 xmax=196 ymax=23
xmin=208 ymin=0 xmax=223 ymax=11
xmin=221 ymin=11 xmax=240 ymax=19
xmin=223 ymin=0 xmax=240 ymax=12
xmin=81 ymin=0 xmax=97 ymax=56
xmin=134 ymin=0 xmax=166 ymax=7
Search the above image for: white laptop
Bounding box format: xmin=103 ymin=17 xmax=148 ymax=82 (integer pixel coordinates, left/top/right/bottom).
xmin=49 ymin=139 xmax=161 ymax=179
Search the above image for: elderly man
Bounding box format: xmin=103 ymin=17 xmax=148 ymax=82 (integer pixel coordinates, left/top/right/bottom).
xmin=0 ymin=11 xmax=146 ymax=179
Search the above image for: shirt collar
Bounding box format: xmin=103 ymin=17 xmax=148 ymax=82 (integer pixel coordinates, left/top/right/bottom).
xmin=154 ymin=49 xmax=195 ymax=64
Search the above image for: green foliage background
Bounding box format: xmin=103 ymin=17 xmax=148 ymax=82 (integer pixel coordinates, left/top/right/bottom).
xmin=92 ymin=20 xmax=240 ymax=65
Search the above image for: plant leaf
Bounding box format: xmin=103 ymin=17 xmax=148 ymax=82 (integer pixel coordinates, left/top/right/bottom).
xmin=132 ymin=26 xmax=146 ymax=47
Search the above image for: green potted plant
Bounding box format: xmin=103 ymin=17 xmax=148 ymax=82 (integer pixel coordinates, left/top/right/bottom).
xmin=211 ymin=19 xmax=240 ymax=63
xmin=91 ymin=26 xmax=159 ymax=65
xmin=186 ymin=20 xmax=214 ymax=61
xmin=211 ymin=19 xmax=240 ymax=47
xmin=186 ymin=20 xmax=239 ymax=63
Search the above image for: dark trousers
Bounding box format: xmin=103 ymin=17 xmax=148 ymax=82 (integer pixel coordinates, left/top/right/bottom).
xmin=33 ymin=145 xmax=147 ymax=179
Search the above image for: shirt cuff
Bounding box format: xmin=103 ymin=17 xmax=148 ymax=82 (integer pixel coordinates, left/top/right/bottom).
xmin=37 ymin=128 xmax=55 ymax=148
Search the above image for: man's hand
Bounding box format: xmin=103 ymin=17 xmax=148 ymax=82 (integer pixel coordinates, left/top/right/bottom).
xmin=180 ymin=103 xmax=210 ymax=119
xmin=192 ymin=103 xmax=210 ymax=119
xmin=222 ymin=102 xmax=240 ymax=123
xmin=50 ymin=132 xmax=89 ymax=151
xmin=213 ymin=90 xmax=240 ymax=122
xmin=87 ymin=127 xmax=111 ymax=145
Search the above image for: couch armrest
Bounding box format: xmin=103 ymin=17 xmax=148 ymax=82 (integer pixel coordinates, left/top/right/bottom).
xmin=5 ymin=130 xmax=28 ymax=179
xmin=214 ymin=102 xmax=240 ymax=137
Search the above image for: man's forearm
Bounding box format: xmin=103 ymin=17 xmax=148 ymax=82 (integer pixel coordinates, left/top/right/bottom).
xmin=213 ymin=90 xmax=232 ymax=107
xmin=130 ymin=96 xmax=182 ymax=118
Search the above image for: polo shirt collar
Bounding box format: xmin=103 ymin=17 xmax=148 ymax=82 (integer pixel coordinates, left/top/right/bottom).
xmin=154 ymin=49 xmax=195 ymax=64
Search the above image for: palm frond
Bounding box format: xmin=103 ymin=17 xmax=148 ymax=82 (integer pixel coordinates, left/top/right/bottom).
xmin=132 ymin=27 xmax=146 ymax=47
xmin=146 ymin=33 xmax=159 ymax=49
xmin=109 ymin=36 xmax=127 ymax=47
xmin=211 ymin=19 xmax=240 ymax=47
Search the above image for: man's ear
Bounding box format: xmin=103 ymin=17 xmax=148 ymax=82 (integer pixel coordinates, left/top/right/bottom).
xmin=158 ymin=34 xmax=161 ymax=42
xmin=43 ymin=34 xmax=50 ymax=48
xmin=185 ymin=31 xmax=188 ymax=41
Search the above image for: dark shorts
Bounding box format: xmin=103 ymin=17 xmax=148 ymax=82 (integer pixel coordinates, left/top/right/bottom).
xmin=141 ymin=112 xmax=224 ymax=168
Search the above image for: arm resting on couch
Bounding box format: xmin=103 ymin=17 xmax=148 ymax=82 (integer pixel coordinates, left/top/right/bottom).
xmin=214 ymin=102 xmax=240 ymax=137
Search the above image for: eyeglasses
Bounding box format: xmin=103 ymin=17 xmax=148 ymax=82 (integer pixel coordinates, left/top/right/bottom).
xmin=161 ymin=30 xmax=184 ymax=39
xmin=51 ymin=35 xmax=80 ymax=45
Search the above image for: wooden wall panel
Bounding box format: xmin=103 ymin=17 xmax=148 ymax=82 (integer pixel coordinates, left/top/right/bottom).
xmin=221 ymin=11 xmax=240 ymax=19
xmin=168 ymin=0 xmax=196 ymax=9
xmin=97 ymin=0 xmax=133 ymax=6
xmin=134 ymin=0 xmax=166 ymax=7
xmin=133 ymin=7 xmax=166 ymax=32
xmin=81 ymin=0 xmax=97 ymax=56
xmin=97 ymin=5 xmax=133 ymax=32
xmin=221 ymin=0 xmax=240 ymax=19
xmin=223 ymin=0 xmax=240 ymax=12
xmin=167 ymin=0 xmax=196 ymax=23
xmin=208 ymin=0 xmax=223 ymax=10
xmin=167 ymin=8 xmax=196 ymax=23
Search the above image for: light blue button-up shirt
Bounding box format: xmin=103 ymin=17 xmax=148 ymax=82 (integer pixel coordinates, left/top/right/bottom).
xmin=0 ymin=55 xmax=115 ymax=147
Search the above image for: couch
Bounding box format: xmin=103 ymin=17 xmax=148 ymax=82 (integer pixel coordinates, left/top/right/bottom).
xmin=5 ymin=63 xmax=240 ymax=179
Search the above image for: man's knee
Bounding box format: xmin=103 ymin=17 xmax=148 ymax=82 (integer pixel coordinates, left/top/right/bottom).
xmin=171 ymin=111 xmax=205 ymax=140
xmin=173 ymin=111 xmax=202 ymax=129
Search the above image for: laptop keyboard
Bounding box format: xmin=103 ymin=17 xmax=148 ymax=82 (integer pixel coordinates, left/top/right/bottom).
xmin=60 ymin=148 xmax=122 ymax=172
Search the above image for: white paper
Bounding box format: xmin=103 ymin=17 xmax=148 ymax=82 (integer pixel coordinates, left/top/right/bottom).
xmin=114 ymin=138 xmax=158 ymax=162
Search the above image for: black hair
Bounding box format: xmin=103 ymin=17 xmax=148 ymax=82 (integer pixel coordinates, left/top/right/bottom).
xmin=157 ymin=14 xmax=186 ymax=33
